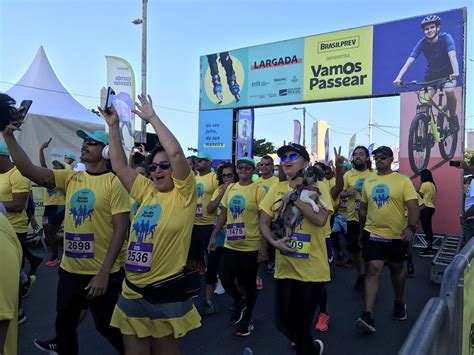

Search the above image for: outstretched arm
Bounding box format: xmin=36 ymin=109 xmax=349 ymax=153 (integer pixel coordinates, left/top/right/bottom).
xmin=39 ymin=138 xmax=52 ymax=168
xmin=394 ymin=57 xmax=416 ymax=85
xmin=2 ymin=125 xmax=55 ymax=188
xmin=448 ymin=51 xmax=459 ymax=80
xmin=133 ymin=95 xmax=190 ymax=181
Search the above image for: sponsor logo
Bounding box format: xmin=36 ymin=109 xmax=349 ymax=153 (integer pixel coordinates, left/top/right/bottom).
xmin=308 ymin=61 xmax=367 ymax=90
xmin=291 ymin=75 xmax=298 ymax=83
xmin=274 ymin=77 xmax=287 ymax=84
xmin=251 ymin=55 xmax=302 ymax=70
xmin=279 ymin=88 xmax=301 ymax=96
xmin=317 ymin=36 xmax=360 ymax=53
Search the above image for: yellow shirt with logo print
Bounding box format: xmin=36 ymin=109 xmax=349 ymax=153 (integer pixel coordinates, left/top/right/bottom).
xmin=194 ymin=172 xmax=218 ymax=225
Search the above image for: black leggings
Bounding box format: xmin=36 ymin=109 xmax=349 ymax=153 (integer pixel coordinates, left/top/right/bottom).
xmin=420 ymin=207 xmax=435 ymax=250
xmin=206 ymin=247 xmax=223 ymax=285
xmin=17 ymin=232 xmax=38 ymax=267
xmin=219 ymin=248 xmax=259 ymax=323
xmin=275 ymin=279 xmax=325 ymax=355
xmin=55 ymin=268 xmax=124 ymax=355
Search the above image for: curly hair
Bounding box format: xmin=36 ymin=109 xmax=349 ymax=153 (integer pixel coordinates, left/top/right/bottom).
xmin=0 ymin=94 xmax=18 ymax=131
xmin=216 ymin=162 xmax=238 ymax=185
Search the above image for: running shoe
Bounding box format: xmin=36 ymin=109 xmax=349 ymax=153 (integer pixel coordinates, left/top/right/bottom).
xmin=230 ymin=300 xmax=246 ymax=325
xmin=21 ymin=275 xmax=36 ymax=298
xmin=45 ymin=258 xmax=61 ymax=267
xmin=235 ymin=322 xmax=254 ymax=337
xmin=198 ymin=302 xmax=218 ymax=316
xmin=407 ymin=264 xmax=415 ymax=278
xmin=356 ymin=311 xmax=376 ymax=333
xmin=214 ymin=278 xmax=225 ymax=295
xmin=418 ymin=249 xmax=435 ymax=258
xmin=256 ymin=277 xmax=263 ymax=290
xmin=29 ymin=256 xmax=43 ymax=275
xmin=393 ymin=301 xmax=407 ymax=321
xmin=314 ymin=339 xmax=324 ymax=355
xmin=315 ymin=312 xmax=329 ymax=332
xmin=34 ymin=338 xmax=58 ymax=354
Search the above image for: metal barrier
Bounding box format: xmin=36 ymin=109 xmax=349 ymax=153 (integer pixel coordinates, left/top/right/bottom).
xmin=399 ymin=237 xmax=474 ymax=355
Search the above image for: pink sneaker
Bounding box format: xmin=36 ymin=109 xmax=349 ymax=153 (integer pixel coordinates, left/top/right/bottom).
xmin=45 ymin=258 xmax=60 ymax=267
xmin=315 ymin=312 xmax=329 ymax=332
xmin=256 ymin=277 xmax=263 ymax=290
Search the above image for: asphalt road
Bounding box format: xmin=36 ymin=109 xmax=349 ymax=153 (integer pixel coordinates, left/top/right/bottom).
xmin=19 ymin=248 xmax=439 ymax=355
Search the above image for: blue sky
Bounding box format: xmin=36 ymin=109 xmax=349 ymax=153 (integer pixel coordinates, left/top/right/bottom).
xmin=1 ymin=0 xmax=472 ymax=159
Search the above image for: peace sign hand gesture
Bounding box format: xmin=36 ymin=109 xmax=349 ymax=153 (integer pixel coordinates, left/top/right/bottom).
xmin=333 ymin=146 xmax=344 ymax=169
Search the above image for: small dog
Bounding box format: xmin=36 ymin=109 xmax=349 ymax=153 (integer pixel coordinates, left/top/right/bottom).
xmin=272 ymin=166 xmax=329 ymax=240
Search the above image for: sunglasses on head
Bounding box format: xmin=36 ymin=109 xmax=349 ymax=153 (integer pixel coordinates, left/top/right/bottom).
xmin=83 ymin=138 xmax=102 ymax=146
xmin=222 ymin=173 xmax=235 ymax=178
xmin=280 ymin=153 xmax=299 ymax=163
xmin=147 ymin=161 xmax=171 ymax=172
xmin=237 ymin=164 xmax=253 ymax=171
xmin=374 ymin=155 xmax=389 ymax=161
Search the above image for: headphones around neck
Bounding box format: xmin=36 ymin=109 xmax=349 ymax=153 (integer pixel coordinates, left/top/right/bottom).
xmin=102 ymin=145 xmax=110 ymax=160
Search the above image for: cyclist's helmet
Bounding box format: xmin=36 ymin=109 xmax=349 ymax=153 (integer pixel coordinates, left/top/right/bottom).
xmin=421 ymin=15 xmax=441 ymax=28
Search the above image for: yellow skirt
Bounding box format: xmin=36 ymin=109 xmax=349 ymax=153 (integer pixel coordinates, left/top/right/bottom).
xmin=111 ymin=294 xmax=201 ymax=339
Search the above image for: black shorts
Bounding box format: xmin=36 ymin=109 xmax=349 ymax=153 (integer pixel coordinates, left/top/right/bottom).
xmin=43 ymin=205 xmax=65 ymax=226
xmin=346 ymin=220 xmax=361 ymax=253
xmin=361 ymin=230 xmax=408 ymax=263
xmin=188 ymin=224 xmax=214 ymax=263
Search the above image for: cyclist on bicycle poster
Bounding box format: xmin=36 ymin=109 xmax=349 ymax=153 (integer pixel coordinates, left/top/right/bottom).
xmin=393 ymin=15 xmax=460 ymax=128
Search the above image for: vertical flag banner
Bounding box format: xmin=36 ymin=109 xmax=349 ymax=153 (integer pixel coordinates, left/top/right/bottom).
xmin=293 ymin=120 xmax=301 ymax=144
xmin=368 ymin=143 xmax=375 ymax=155
xmin=348 ymin=133 xmax=356 ymax=158
xmin=106 ymin=56 xmax=136 ymax=157
xmin=236 ymin=109 xmax=254 ymax=159
xmin=197 ymin=109 xmax=233 ymax=165
xmin=324 ymin=128 xmax=329 ymax=162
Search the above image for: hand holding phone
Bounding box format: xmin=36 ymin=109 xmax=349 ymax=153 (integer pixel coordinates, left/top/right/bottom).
xmin=13 ymin=100 xmax=33 ymax=128
xmin=104 ymin=87 xmax=115 ymax=114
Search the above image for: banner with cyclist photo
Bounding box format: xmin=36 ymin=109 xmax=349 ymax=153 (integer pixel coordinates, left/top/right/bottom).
xmin=372 ymin=8 xmax=465 ymax=96
xmin=399 ymin=87 xmax=464 ymax=236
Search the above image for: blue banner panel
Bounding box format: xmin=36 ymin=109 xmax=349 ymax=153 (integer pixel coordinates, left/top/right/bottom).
xmin=236 ymin=109 xmax=254 ymax=159
xmin=198 ymin=110 xmax=233 ymax=163
xmin=372 ymin=8 xmax=465 ymax=95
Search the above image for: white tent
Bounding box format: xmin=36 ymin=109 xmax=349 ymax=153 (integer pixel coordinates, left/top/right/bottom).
xmin=4 ymin=46 xmax=104 ymax=166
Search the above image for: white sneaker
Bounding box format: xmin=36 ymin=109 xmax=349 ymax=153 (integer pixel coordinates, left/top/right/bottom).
xmin=214 ymin=278 xmax=225 ymax=295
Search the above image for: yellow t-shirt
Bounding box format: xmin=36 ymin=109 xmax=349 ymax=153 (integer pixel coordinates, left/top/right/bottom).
xmin=43 ymin=187 xmax=65 ymax=206
xmin=0 ymin=166 xmax=31 ymax=233
xmin=361 ymin=172 xmax=418 ymax=239
xmin=53 ymin=170 xmax=130 ymax=275
xmin=211 ymin=187 xmax=226 ymax=217
xmin=255 ymin=175 xmax=279 ymax=193
xmin=222 ymin=183 xmax=266 ymax=252
xmin=343 ymin=169 xmax=376 ymax=222
xmin=194 ymin=172 xmax=218 ymax=225
xmin=123 ymin=172 xmax=196 ymax=296
xmin=64 ymin=163 xmax=73 ymax=171
xmin=322 ymin=178 xmax=336 ymax=236
xmin=0 ymin=214 xmax=22 ymax=355
xmin=420 ymin=182 xmax=436 ymax=209
xmin=260 ymin=181 xmax=333 ymax=282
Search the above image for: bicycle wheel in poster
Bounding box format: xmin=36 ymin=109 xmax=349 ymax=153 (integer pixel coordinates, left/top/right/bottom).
xmin=437 ymin=111 xmax=458 ymax=161
xmin=408 ymin=114 xmax=430 ymax=174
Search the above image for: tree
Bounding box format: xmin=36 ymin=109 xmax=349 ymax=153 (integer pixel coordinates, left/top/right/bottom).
xmin=465 ymin=148 xmax=474 ymax=164
xmin=253 ymin=138 xmax=276 ymax=157
xmin=187 ymin=147 xmax=198 ymax=154
xmin=91 ymin=108 xmax=100 ymax=117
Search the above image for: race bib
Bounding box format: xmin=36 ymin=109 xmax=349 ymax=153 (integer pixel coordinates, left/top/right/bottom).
xmin=339 ymin=197 xmax=348 ymax=209
xmin=65 ymin=233 xmax=94 ymax=258
xmin=195 ymin=203 xmax=203 ymax=218
xmin=369 ymin=232 xmax=392 ymax=243
xmin=226 ymin=222 xmax=245 ymax=241
xmin=355 ymin=199 xmax=361 ymax=212
xmin=125 ymin=242 xmax=153 ymax=273
xmin=282 ymin=233 xmax=311 ymax=259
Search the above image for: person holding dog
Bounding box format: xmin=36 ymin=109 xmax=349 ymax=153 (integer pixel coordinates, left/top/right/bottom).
xmin=259 ymin=143 xmax=335 ymax=355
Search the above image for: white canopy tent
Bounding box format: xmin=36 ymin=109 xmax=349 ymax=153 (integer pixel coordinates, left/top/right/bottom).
xmin=4 ymin=46 xmax=104 ymax=166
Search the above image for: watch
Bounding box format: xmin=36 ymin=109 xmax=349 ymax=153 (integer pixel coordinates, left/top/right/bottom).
xmin=289 ymin=192 xmax=298 ymax=202
xmin=407 ymin=224 xmax=416 ymax=233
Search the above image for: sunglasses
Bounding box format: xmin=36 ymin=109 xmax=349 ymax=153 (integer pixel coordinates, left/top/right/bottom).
xmin=83 ymin=138 xmax=102 ymax=146
xmin=222 ymin=173 xmax=235 ymax=178
xmin=374 ymin=155 xmax=389 ymax=161
xmin=147 ymin=161 xmax=171 ymax=171
xmin=280 ymin=153 xmax=299 ymax=163
xmin=237 ymin=164 xmax=254 ymax=171
xmin=259 ymin=163 xmax=271 ymax=167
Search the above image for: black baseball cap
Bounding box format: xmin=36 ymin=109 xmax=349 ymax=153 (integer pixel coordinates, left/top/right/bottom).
xmin=372 ymin=146 xmax=393 ymax=157
xmin=277 ymin=143 xmax=310 ymax=161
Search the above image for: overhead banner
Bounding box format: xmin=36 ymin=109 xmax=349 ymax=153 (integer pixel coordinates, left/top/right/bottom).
xmin=197 ymin=109 xmax=233 ymax=165
xmin=293 ymin=120 xmax=301 ymax=144
xmin=106 ymin=56 xmax=136 ymax=157
xmin=199 ymin=8 xmax=465 ymax=110
xmin=236 ymin=109 xmax=254 ymax=159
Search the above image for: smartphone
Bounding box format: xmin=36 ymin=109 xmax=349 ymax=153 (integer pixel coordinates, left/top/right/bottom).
xmin=104 ymin=87 xmax=115 ymax=114
xmin=449 ymin=160 xmax=461 ymax=167
xmin=13 ymin=100 xmax=33 ymax=127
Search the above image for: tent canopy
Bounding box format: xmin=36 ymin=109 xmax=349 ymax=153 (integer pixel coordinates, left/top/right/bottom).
xmin=3 ymin=46 xmax=104 ymax=166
